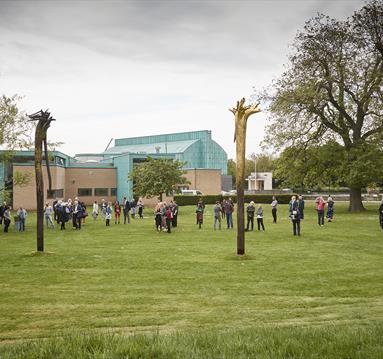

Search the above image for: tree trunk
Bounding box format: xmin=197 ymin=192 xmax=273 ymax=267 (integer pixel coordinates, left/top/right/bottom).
xmin=34 ymin=124 xmax=44 ymax=252
xmin=349 ymin=186 xmax=365 ymax=212
xmin=159 ymin=193 xmax=163 ymax=202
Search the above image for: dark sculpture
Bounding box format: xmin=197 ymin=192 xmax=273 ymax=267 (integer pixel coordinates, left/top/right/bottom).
xmin=28 ymin=110 xmax=55 ymax=252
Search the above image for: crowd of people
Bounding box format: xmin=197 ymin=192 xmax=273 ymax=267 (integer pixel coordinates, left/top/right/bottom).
xmin=0 ymin=202 xmax=27 ymax=233
xmin=154 ymin=201 xmax=178 ymax=233
xmin=194 ymin=194 xmax=338 ymax=237
xmin=1 ymin=195 xmax=383 ymax=234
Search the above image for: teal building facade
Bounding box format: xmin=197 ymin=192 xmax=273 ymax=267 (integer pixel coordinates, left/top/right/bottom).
xmin=1 ymin=130 xmax=228 ymax=206
xmin=94 ymin=130 xmax=227 ymax=200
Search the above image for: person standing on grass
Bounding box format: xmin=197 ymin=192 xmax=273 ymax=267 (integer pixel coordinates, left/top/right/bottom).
xmin=245 ymin=201 xmax=255 ymax=231
xmin=171 ymin=201 xmax=178 ymax=227
xmin=225 ymin=197 xmax=234 ymax=229
xmin=0 ymin=201 xmax=6 ymax=225
xmin=326 ymin=196 xmax=334 ymax=222
xmin=100 ymin=199 xmax=107 ymax=221
xmin=45 ymin=202 xmax=55 ymax=228
xmin=92 ymin=200 xmax=99 ymax=221
xmin=114 ymin=200 xmax=121 ymax=224
xmin=155 ymin=202 xmax=163 ymax=231
xmin=214 ymin=201 xmax=222 ymax=230
xmin=131 ymin=199 xmax=136 ymax=219
xmin=221 ymin=199 xmax=226 ymax=219
xmin=72 ymin=200 xmax=79 ymax=229
xmin=289 ymin=195 xmax=301 ymax=237
xmin=298 ymin=195 xmax=305 ymax=220
xmin=165 ymin=206 xmax=173 ymax=233
xmin=59 ymin=201 xmax=70 ymax=230
xmin=52 ymin=199 xmax=59 ymax=223
xmin=271 ymin=196 xmax=278 ymax=223
xmin=195 ymin=198 xmax=205 ymax=224
xmin=161 ymin=201 xmax=167 ymax=229
xmin=316 ymin=196 xmax=326 ymax=226
xmin=81 ymin=201 xmax=87 ymax=225
xmin=105 ymin=202 xmax=112 ymax=226
xmin=379 ymin=199 xmax=383 ymax=230
xmin=3 ymin=206 xmax=11 ymax=233
xmin=73 ymin=200 xmax=83 ymax=230
xmin=256 ymin=204 xmax=265 ymax=231
xmin=137 ymin=198 xmax=144 ymax=218
xmin=123 ymin=197 xmax=131 ymax=224
xmin=16 ymin=206 xmax=27 ymax=231
xmin=196 ymin=201 xmax=204 ymax=229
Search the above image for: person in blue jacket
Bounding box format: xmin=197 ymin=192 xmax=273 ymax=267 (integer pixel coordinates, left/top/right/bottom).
xmin=289 ymin=195 xmax=301 ymax=237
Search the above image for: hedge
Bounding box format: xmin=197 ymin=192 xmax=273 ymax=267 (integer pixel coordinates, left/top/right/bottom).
xmin=174 ymin=194 xmax=295 ymax=206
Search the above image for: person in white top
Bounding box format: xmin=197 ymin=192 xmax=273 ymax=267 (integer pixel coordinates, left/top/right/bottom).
xmin=271 ymin=196 xmax=278 ymax=223
xmin=45 ymin=202 xmax=55 ymax=228
xmin=92 ymin=200 xmax=99 ymax=221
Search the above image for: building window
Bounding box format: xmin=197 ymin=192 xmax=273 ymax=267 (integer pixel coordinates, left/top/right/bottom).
xmin=111 ymin=188 xmax=117 ymax=196
xmin=47 ymin=189 xmax=64 ymax=199
xmin=55 ymin=156 xmax=66 ymax=166
xmin=78 ymin=188 xmax=92 ymax=196
xmin=95 ymin=188 xmax=109 ymax=196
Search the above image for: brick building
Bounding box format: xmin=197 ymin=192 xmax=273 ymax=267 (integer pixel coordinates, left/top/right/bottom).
xmin=1 ymin=130 xmax=228 ymax=209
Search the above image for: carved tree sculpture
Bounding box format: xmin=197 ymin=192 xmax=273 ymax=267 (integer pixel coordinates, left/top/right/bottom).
xmin=230 ymin=98 xmax=261 ymax=255
xmin=28 ymin=110 xmax=55 ymax=252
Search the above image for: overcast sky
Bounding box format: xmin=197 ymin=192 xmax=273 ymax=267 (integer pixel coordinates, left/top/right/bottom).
xmin=0 ymin=0 xmax=365 ymax=158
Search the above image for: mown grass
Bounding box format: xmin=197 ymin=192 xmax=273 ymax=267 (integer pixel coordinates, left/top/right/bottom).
xmin=0 ymin=201 xmax=382 ymax=357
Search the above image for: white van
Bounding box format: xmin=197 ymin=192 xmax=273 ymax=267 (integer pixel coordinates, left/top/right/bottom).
xmin=181 ymin=190 xmax=203 ymax=196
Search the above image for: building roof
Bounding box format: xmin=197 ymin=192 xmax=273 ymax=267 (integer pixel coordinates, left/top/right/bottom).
xmin=104 ymin=139 xmax=199 ymax=155
xmin=114 ymin=130 xmax=211 ymax=147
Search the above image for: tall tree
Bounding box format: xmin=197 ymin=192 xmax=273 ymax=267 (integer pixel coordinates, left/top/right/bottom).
xmin=263 ymin=0 xmax=383 ymax=211
xmin=249 ymin=153 xmax=276 ymax=172
xmin=0 ymin=95 xmax=34 ymax=200
xmin=128 ymin=157 xmax=189 ymax=201
xmin=273 ymin=142 xmax=349 ymax=192
xmin=0 ymin=95 xmax=33 ymax=151
xmin=228 ymin=154 xmax=275 ymax=190
xmin=227 ymin=159 xmax=237 ymax=187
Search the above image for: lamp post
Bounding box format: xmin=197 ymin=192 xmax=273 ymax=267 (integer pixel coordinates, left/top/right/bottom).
xmin=230 ymin=98 xmax=260 ymax=255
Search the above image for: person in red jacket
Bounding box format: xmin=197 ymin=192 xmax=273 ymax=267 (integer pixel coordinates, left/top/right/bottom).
xmin=114 ymin=200 xmax=121 ymax=224
xmin=315 ymin=196 xmax=326 ymax=226
xmin=165 ymin=206 xmax=173 ymax=233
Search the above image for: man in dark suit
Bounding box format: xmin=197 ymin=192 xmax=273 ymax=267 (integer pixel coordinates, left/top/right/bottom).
xmin=123 ymin=196 xmax=131 ymax=224
xmin=73 ymin=201 xmax=83 ymax=230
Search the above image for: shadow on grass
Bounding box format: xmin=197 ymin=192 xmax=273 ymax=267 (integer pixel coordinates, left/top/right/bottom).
xmin=223 ymin=254 xmax=256 ymax=261
xmin=25 ymin=251 xmax=55 ymax=257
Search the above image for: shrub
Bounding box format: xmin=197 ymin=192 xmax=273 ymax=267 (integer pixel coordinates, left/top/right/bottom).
xmin=174 ymin=194 xmax=294 ymax=206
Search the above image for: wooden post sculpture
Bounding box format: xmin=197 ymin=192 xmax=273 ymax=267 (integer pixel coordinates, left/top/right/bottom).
xmin=230 ymin=98 xmax=260 ymax=255
xmin=28 ymin=110 xmax=55 ymax=252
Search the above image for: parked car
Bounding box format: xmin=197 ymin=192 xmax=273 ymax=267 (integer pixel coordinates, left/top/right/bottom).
xmin=181 ymin=190 xmax=203 ymax=196
xmin=221 ymin=191 xmax=231 ymax=196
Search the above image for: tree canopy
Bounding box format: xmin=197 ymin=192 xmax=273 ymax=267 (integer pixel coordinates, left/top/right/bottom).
xmin=128 ymin=157 xmax=189 ymax=201
xmin=0 ymin=95 xmax=33 ymax=152
xmin=0 ymin=95 xmax=35 ymax=201
xmin=228 ymin=153 xmax=275 ymax=189
xmin=263 ymin=0 xmax=383 ymax=211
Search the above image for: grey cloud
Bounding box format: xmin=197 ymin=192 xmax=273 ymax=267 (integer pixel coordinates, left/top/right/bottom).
xmin=0 ymin=0 xmax=365 ymax=74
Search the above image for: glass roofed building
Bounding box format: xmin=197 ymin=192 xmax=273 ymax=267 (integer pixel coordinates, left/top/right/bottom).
xmin=2 ymin=130 xmax=228 ymax=209
xmin=76 ymin=130 xmax=228 ymax=201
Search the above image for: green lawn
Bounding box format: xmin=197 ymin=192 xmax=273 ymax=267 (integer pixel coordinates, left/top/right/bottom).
xmin=0 ymin=201 xmax=382 ymax=358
